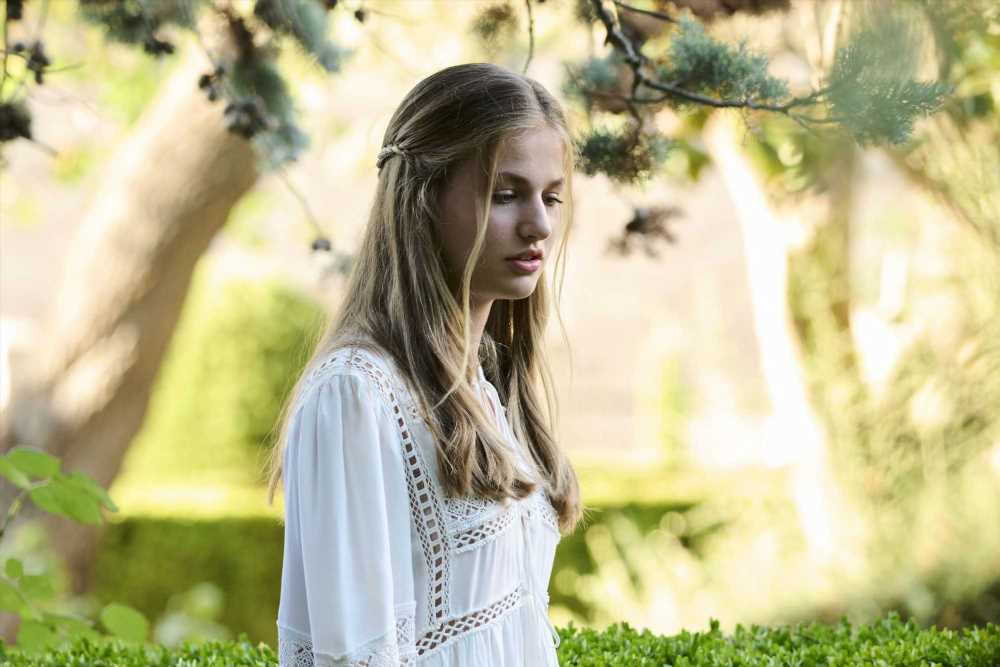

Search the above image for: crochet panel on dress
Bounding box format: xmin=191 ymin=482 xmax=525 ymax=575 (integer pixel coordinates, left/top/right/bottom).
xmin=415 ymin=586 xmax=527 ymax=660
xmin=450 ymin=503 xmax=518 ymax=555
xmin=441 ymin=495 xmax=496 ymax=528
xmin=442 ymin=493 xmax=509 ymax=534
xmin=528 ymin=488 xmax=561 ymax=536
xmin=343 ymin=349 xmax=454 ymax=629
xmin=277 ymin=601 xmax=417 ymax=667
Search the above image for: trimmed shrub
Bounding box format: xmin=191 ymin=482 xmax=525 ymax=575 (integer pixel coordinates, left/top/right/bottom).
xmin=118 ymin=266 xmax=326 ymax=487
xmin=0 ymin=612 xmax=996 ymax=665
xmin=90 ymin=501 xmax=713 ymax=648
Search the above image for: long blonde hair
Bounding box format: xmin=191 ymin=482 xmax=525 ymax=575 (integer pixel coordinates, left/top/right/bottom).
xmin=264 ymin=62 xmax=584 ymax=535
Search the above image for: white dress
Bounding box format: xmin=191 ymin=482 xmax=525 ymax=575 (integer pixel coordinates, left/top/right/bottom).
xmin=276 ymin=343 xmax=562 ymax=666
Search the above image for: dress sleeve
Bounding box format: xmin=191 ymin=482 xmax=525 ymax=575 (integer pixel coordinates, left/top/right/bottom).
xmin=278 ymin=371 xmax=417 ymax=667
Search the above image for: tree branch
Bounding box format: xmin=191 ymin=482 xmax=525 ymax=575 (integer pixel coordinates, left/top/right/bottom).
xmin=0 ymin=488 xmax=31 ymax=541
xmin=590 ymin=0 xmax=826 ymax=118
xmin=613 ymin=0 xmax=675 ymax=24
xmin=1 ymin=12 xmax=9 ymax=91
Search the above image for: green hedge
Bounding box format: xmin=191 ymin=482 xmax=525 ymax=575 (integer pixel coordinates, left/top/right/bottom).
xmin=1 ymin=613 xmax=996 ymax=665
xmin=117 ymin=266 xmax=325 ymax=488
xmin=91 ymin=501 xmax=714 ymax=648
xmin=92 ymin=517 xmax=283 ymax=647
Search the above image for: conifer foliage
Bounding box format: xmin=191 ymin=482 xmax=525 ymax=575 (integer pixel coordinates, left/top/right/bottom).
xmin=1 ymin=0 xmax=350 ymax=170
xmin=1 ymin=0 xmax=949 ymax=179
xmin=562 ymin=0 xmax=951 ymax=183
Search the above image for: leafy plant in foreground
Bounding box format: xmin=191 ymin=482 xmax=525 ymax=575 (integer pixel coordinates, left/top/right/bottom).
xmin=0 ymin=445 xmax=150 ymax=654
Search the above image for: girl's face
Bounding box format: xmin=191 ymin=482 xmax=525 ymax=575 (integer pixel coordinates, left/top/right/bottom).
xmin=437 ymin=125 xmax=565 ymax=305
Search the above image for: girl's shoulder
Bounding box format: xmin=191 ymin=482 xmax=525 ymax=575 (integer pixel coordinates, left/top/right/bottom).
xmin=302 ymin=341 xmax=412 ymax=416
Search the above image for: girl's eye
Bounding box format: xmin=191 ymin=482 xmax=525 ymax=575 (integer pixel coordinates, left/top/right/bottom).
xmin=492 ymin=192 xmax=563 ymax=206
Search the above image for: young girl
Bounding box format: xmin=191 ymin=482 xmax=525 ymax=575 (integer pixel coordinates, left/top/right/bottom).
xmin=266 ymin=62 xmax=584 ymax=666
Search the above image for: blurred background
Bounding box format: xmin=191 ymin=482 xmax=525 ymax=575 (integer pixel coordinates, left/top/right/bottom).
xmin=1 ymin=0 xmax=998 ymax=653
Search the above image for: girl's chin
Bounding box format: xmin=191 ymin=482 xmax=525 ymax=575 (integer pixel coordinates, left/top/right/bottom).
xmin=501 ymin=285 xmax=538 ymax=300
xmin=472 ymin=283 xmax=537 ymax=302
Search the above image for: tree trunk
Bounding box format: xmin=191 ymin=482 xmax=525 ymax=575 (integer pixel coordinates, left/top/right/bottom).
xmin=0 ymin=42 xmax=259 ymax=642
xmin=785 ymin=139 xmax=864 ymax=405
xmin=702 ymin=113 xmax=864 ymax=569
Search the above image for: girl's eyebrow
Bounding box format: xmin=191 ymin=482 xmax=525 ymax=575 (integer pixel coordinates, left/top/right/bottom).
xmin=497 ymin=171 xmax=564 ymax=188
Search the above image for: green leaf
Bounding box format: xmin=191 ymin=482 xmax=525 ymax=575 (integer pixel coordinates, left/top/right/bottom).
xmin=20 ymin=573 xmax=56 ymax=601
xmin=15 ymin=618 xmax=59 ymax=653
xmin=28 ymin=477 xmax=104 ymax=525
xmin=5 ymin=447 xmax=60 ymax=479
xmin=5 ymin=557 xmax=23 ymax=579
xmin=0 ymin=578 xmax=28 ymax=613
xmin=64 ymin=470 xmax=119 ymax=513
xmin=44 ymin=610 xmax=100 ymax=639
xmin=99 ymin=602 xmax=149 ymax=642
xmin=0 ymin=457 xmax=32 ymax=489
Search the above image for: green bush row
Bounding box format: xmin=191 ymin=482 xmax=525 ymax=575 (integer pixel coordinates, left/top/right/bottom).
xmin=117 ymin=267 xmax=325 ymax=489
xmin=90 ymin=501 xmax=711 ymax=647
xmin=1 ymin=612 xmax=996 ymax=665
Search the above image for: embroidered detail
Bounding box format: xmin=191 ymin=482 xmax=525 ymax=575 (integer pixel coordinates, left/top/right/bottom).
xmin=451 ymin=504 xmax=518 ymax=554
xmin=276 ymin=602 xmax=416 ymax=667
xmin=535 ymin=490 xmax=560 ymax=536
xmin=442 ymin=495 xmax=502 ymax=532
xmin=303 ymin=348 xmax=424 ymax=422
xmin=339 ymin=626 xmax=405 ymax=666
xmin=516 ymin=486 xmax=560 ymax=538
xmin=300 ymin=351 xmax=350 ymax=397
xmin=346 ymin=349 xmax=452 ymax=629
xmin=277 ymin=625 xmax=315 ymax=667
xmin=395 ymin=600 xmax=417 ymax=649
xmin=415 ymin=587 xmax=526 ymax=659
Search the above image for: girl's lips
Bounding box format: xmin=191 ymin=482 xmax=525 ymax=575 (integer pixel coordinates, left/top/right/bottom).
xmin=507 ymin=258 xmax=541 ymax=273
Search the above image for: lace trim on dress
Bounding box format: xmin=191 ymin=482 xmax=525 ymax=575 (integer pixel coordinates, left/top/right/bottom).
xmin=302 ymin=351 xmax=351 ymax=397
xmin=277 ymin=625 xmax=315 ymax=667
xmin=442 ymin=495 xmax=504 ymax=532
xmin=531 ymin=489 xmax=561 ymax=536
xmin=451 ymin=504 xmax=518 ymax=554
xmin=345 ymin=349 xmax=453 ymax=628
xmin=415 ymin=586 xmax=526 ymax=660
xmin=277 ymin=601 xmax=417 ymax=667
